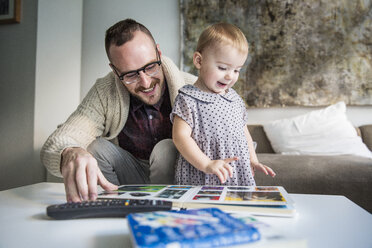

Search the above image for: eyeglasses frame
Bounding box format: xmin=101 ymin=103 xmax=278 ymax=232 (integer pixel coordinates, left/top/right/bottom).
xmin=111 ymin=48 xmax=162 ymax=85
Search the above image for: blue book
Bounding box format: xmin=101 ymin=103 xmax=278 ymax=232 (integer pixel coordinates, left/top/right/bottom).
xmin=127 ymin=208 xmax=260 ymax=248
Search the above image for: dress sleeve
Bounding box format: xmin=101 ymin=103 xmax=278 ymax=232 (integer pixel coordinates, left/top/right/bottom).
xmin=170 ymin=93 xmax=195 ymax=129
xmin=241 ymin=99 xmax=249 ymax=125
xmin=243 ymin=108 xmax=249 ymax=125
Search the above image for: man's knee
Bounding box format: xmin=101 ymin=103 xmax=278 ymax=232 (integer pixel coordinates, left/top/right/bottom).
xmin=151 ymin=139 xmax=177 ymax=161
xmin=149 ymin=139 xmax=178 ymax=184
xmin=87 ymin=137 xmax=110 ymax=156
xmin=87 ymin=137 xmax=120 ymax=185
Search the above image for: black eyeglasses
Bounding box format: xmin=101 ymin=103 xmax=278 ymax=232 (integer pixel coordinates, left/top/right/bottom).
xmin=111 ymin=49 xmax=162 ymax=85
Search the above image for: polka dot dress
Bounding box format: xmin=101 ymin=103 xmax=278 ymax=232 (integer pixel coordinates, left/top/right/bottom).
xmin=170 ymin=85 xmax=255 ymax=186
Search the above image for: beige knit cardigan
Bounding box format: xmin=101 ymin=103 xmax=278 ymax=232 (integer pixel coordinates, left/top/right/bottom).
xmin=41 ymin=56 xmax=197 ymax=177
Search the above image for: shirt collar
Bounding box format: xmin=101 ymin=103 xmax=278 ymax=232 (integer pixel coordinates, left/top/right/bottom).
xmin=179 ymin=84 xmax=239 ymax=103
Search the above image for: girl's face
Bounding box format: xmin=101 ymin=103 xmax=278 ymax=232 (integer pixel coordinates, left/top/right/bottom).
xmin=193 ymin=44 xmax=247 ymax=94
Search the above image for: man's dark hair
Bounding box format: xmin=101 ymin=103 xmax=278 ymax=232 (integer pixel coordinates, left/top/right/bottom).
xmin=105 ymin=19 xmax=156 ymax=60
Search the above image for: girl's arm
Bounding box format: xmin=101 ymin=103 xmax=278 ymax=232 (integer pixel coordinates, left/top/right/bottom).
xmin=172 ymin=115 xmax=235 ymax=183
xmin=244 ymin=126 xmax=276 ymax=177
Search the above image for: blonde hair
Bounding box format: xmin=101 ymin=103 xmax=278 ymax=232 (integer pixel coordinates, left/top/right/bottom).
xmin=196 ymin=23 xmax=248 ymax=54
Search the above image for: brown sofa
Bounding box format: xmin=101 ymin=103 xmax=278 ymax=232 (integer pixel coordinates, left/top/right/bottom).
xmin=248 ymin=125 xmax=372 ymax=213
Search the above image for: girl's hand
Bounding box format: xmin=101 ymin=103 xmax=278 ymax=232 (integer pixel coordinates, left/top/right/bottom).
xmin=250 ymin=161 xmax=276 ymax=177
xmin=204 ymin=157 xmax=237 ymax=183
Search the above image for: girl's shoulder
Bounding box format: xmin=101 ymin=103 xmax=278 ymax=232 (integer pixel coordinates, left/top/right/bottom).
xmin=224 ymin=88 xmax=241 ymax=100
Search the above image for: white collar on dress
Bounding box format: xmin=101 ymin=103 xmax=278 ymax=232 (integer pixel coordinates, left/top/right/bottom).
xmin=179 ymin=84 xmax=239 ymax=103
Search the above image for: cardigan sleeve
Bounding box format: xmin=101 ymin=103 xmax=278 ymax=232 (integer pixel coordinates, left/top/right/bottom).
xmin=40 ymin=79 xmax=111 ymax=177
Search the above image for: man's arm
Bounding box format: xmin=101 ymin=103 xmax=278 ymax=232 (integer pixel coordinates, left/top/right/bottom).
xmin=40 ymin=84 xmax=105 ymax=177
xmin=40 ymin=77 xmax=119 ymax=201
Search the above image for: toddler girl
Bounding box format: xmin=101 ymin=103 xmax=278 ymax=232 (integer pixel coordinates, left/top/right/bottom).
xmin=171 ymin=23 xmax=275 ymax=185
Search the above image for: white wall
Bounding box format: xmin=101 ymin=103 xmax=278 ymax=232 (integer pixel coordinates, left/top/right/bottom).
xmin=80 ymin=0 xmax=180 ymax=99
xmin=80 ymin=0 xmax=372 ymax=127
xmin=35 ymin=0 xmax=83 ymax=182
xmin=0 ymin=0 xmax=39 ymax=190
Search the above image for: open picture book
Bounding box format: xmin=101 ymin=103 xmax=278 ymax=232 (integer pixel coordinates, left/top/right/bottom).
xmin=98 ymin=185 xmax=296 ymax=217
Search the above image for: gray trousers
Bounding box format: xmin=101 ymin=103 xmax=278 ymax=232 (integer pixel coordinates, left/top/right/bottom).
xmin=87 ymin=138 xmax=178 ymax=185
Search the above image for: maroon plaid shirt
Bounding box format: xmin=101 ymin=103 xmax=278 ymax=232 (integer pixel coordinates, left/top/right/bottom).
xmin=118 ymin=84 xmax=172 ymax=160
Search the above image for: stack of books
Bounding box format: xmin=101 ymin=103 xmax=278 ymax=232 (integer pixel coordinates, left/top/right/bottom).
xmin=98 ymin=185 xmax=296 ymax=217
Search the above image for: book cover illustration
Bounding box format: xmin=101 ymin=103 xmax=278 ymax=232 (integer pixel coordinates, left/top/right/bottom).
xmin=127 ymin=208 xmax=260 ymax=248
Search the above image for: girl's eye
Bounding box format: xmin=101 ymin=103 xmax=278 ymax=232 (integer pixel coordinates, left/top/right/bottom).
xmin=234 ymin=70 xmax=240 ymax=73
xmin=218 ymin=66 xmax=227 ymax=71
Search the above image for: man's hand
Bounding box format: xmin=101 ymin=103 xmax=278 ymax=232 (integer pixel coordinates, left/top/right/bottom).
xmin=204 ymin=157 xmax=237 ymax=184
xmin=61 ymin=147 xmax=118 ymax=202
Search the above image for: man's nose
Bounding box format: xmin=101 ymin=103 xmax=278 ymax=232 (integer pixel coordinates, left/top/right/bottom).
xmin=138 ymin=71 xmax=152 ymax=88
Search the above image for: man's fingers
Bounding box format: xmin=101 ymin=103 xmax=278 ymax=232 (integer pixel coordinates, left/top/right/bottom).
xmin=97 ymin=169 xmax=118 ymax=191
xmin=63 ymin=169 xmax=81 ymax=202
xmin=75 ymin=162 xmax=89 ymax=201
xmin=61 ymin=148 xmax=102 ymax=202
xmin=86 ymin=164 xmax=98 ymax=201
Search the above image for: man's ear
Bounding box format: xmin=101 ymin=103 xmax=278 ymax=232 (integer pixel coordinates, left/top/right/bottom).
xmin=109 ymin=63 xmax=119 ymax=78
xmin=156 ymin=44 xmax=162 ymax=57
xmin=193 ymin=52 xmax=202 ymax=69
xmin=109 ymin=63 xmax=115 ymax=73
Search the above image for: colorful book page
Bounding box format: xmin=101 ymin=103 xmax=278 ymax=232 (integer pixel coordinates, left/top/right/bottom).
xmin=169 ymin=186 xmax=193 ymax=189
xmin=225 ymin=191 xmax=286 ymax=202
xmin=116 ymin=185 xmax=166 ymax=192
xmin=197 ymin=190 xmax=222 ymax=195
xmin=192 ymin=195 xmax=220 ymax=201
xmin=156 ymin=189 xmax=188 ymax=199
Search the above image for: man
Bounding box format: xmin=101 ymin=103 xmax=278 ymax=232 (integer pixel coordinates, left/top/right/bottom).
xmin=41 ymin=19 xmax=196 ymax=202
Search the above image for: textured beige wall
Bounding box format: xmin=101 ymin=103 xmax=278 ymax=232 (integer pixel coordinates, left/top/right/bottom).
xmin=181 ymin=0 xmax=372 ymax=107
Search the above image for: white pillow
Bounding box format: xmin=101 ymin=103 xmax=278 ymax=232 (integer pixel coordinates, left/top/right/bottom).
xmin=263 ymin=102 xmax=372 ymax=159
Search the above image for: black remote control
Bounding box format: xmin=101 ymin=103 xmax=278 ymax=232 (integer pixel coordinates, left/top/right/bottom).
xmin=46 ymin=198 xmax=173 ymax=220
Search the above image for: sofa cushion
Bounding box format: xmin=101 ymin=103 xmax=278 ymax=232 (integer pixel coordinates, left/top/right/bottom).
xmin=247 ymin=125 xmax=274 ymax=153
xmin=262 ymin=102 xmax=372 ymax=159
xmin=255 ymin=153 xmax=372 ymax=213
xmin=360 ymin=125 xmax=372 ymax=152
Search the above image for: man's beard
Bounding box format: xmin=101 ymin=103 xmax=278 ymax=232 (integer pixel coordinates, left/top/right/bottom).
xmin=134 ymin=78 xmax=159 ymax=94
xmin=133 ymin=78 xmax=162 ymax=105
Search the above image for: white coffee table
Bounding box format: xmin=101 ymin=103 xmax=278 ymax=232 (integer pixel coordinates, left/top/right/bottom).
xmin=0 ymin=182 xmax=371 ymax=248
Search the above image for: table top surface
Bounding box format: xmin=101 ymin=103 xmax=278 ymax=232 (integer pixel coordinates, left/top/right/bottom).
xmin=0 ymin=182 xmax=371 ymax=248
